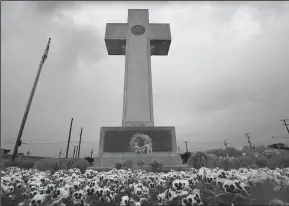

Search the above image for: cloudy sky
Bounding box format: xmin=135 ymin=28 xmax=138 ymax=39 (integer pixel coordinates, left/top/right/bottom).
xmin=1 ymin=1 xmax=289 ymax=157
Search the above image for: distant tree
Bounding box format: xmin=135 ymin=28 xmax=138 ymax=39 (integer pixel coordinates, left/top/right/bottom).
xmin=206 ymin=149 xmax=225 ymax=157
xmin=227 ymin=147 xmax=243 ymax=157
xmin=206 ymin=147 xmax=242 ymax=158
xmin=254 ymin=145 xmax=266 ymax=153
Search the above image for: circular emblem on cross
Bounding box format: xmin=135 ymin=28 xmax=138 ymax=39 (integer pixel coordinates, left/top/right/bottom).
xmin=131 ymin=25 xmax=145 ymax=35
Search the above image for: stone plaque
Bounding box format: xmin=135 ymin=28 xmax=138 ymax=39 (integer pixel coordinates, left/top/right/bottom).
xmin=101 ymin=127 xmax=174 ymax=153
xmin=131 ymin=25 xmax=145 ymax=35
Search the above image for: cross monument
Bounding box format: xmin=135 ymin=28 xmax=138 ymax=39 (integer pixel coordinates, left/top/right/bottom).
xmin=105 ymin=9 xmax=171 ymax=127
xmin=94 ymin=9 xmax=183 ymax=169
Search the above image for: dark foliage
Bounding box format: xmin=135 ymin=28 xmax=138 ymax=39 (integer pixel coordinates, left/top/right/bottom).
xmin=83 ymin=157 xmax=94 ymax=165
xmin=180 ymin=152 xmax=191 ymax=164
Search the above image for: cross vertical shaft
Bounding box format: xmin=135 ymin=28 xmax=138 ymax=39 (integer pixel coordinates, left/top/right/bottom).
xmin=123 ymin=10 xmax=152 ymax=127
xmin=105 ymin=9 xmax=171 ymax=128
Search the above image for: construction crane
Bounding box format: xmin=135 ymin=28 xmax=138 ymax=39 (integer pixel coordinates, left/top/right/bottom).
xmin=11 ymin=38 xmax=51 ymax=161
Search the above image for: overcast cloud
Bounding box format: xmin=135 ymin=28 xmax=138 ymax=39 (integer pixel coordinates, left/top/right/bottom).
xmin=1 ymin=1 xmax=289 ymax=157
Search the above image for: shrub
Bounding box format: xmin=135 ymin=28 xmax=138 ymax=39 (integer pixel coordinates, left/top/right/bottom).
xmin=122 ymin=160 xmax=133 ymax=169
xmin=238 ymin=156 xmax=254 ymax=167
xmin=248 ymin=163 xmax=259 ymax=169
xmin=137 ymin=160 xmax=145 ymax=169
xmin=187 ymin=152 xmax=217 ymax=169
xmin=115 ymin=162 xmax=123 ymax=169
xmin=34 ymin=158 xmax=90 ymax=173
xmin=4 ymin=159 xmax=35 ymax=169
xmin=215 ymin=157 xmax=231 ymax=170
xmin=149 ymin=160 xmax=163 ymax=172
xmin=180 ymin=152 xmax=191 ymax=164
xmin=267 ymin=154 xmax=289 ymax=169
xmin=255 ymin=156 xmax=267 ymax=168
xmin=83 ymin=157 xmax=94 ymax=165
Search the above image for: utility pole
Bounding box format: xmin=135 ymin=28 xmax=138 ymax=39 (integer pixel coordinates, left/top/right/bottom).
xmin=280 ymin=119 xmax=289 ymax=134
xmin=184 ymin=141 xmax=188 ymax=153
xmin=76 ymin=145 xmax=79 ymax=158
xmin=177 ymin=145 xmax=180 ymax=154
xmin=77 ymin=127 xmax=83 ymax=157
xmin=59 ymin=150 xmax=62 ymax=159
xmin=73 ymin=146 xmax=76 ymax=158
xmin=11 ymin=38 xmax=51 ymax=161
xmin=90 ymin=149 xmax=94 ymax=158
xmin=245 ymin=133 xmax=256 ymax=162
xmin=65 ymin=118 xmax=74 ymax=158
xmin=245 ymin=133 xmax=253 ymax=150
xmin=224 ymin=140 xmax=228 ymax=157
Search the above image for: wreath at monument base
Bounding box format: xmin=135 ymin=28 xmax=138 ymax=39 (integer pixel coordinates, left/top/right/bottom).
xmin=130 ymin=133 xmax=152 ymax=153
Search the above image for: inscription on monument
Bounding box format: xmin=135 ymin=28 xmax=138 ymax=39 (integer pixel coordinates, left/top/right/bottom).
xmin=123 ymin=122 xmax=154 ymax=127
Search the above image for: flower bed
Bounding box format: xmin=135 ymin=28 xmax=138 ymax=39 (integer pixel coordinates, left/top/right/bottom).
xmin=1 ymin=166 xmax=289 ymax=206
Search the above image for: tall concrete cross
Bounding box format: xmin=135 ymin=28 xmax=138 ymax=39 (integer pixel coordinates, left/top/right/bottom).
xmin=105 ymin=9 xmax=171 ymax=127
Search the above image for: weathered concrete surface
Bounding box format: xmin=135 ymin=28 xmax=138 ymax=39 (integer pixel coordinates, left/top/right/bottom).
xmin=105 ymin=9 xmax=171 ymax=127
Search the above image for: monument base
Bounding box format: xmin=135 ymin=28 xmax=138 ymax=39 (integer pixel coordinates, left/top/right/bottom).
xmin=95 ymin=126 xmax=182 ymax=169
xmin=93 ymin=152 xmax=182 ymax=168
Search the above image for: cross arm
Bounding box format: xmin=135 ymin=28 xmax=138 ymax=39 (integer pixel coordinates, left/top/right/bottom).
xmin=105 ymin=23 xmax=128 ymax=55
xmin=149 ymin=24 xmax=171 ymax=56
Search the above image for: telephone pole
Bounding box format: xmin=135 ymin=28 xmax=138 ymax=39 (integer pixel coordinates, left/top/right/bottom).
xmin=245 ymin=133 xmax=253 ymax=150
xmin=245 ymin=133 xmax=256 ymax=162
xmin=77 ymin=127 xmax=83 ymax=157
xmin=65 ymin=118 xmax=74 ymax=158
xmin=73 ymin=146 xmax=76 ymax=158
xmin=59 ymin=150 xmax=62 ymax=159
xmin=280 ymin=119 xmax=289 ymax=134
xmin=224 ymin=140 xmax=228 ymax=157
xmin=177 ymin=145 xmax=180 ymax=154
xmin=90 ymin=149 xmax=94 ymax=158
xmin=76 ymin=145 xmax=79 ymax=158
xmin=184 ymin=141 xmax=188 ymax=153
xmin=11 ymin=38 xmax=51 ymax=161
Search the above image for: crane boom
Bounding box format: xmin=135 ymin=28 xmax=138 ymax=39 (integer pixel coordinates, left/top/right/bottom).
xmin=11 ymin=38 xmax=51 ymax=161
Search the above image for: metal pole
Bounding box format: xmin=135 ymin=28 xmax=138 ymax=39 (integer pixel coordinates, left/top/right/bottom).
xmin=11 ymin=38 xmax=51 ymax=161
xmin=78 ymin=127 xmax=83 ymax=157
xmin=76 ymin=145 xmax=79 ymax=158
xmin=65 ymin=118 xmax=74 ymax=158
xmin=224 ymin=140 xmax=228 ymax=157
xmin=59 ymin=150 xmax=62 ymax=159
xmin=73 ymin=146 xmax=76 ymax=158
xmin=90 ymin=149 xmax=94 ymax=158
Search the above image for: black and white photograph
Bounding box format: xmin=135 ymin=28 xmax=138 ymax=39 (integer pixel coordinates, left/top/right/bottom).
xmin=1 ymin=1 xmax=289 ymax=206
